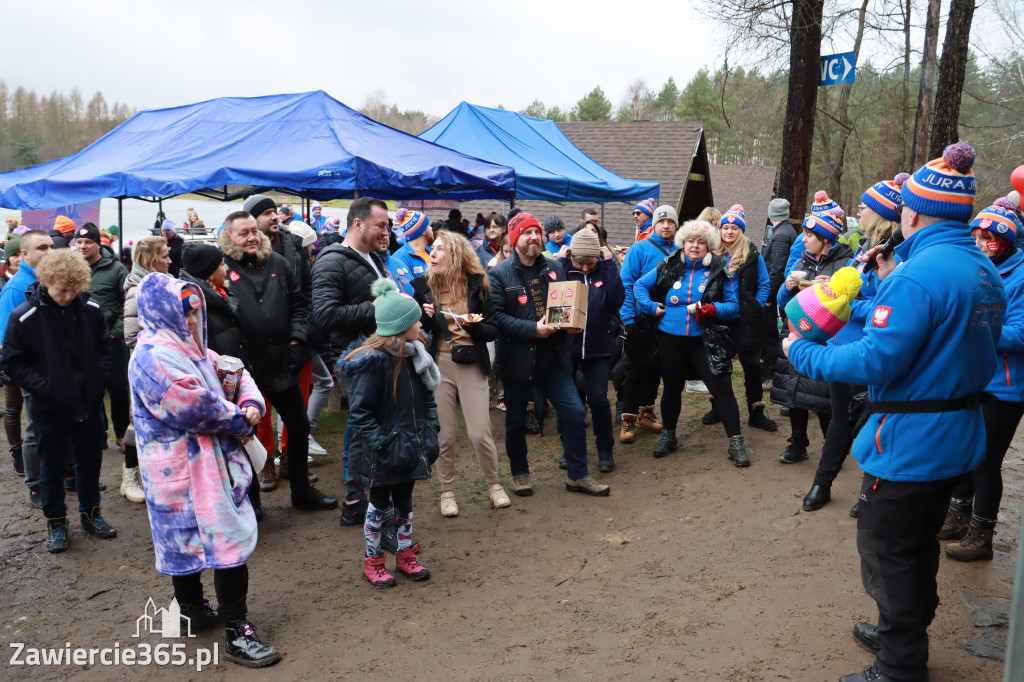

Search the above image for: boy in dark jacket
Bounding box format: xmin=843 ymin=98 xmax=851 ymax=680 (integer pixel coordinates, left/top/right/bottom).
xmin=0 ymin=249 xmax=117 ymax=553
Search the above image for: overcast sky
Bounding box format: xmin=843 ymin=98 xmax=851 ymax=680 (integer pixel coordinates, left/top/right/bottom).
xmin=4 ymin=0 xmax=729 ymax=116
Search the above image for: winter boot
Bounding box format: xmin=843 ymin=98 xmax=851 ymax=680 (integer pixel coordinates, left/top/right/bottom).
xmin=339 ymin=497 xmax=368 ymax=526
xmin=727 ymin=435 xmax=752 ymax=467
xmin=619 ymin=413 xmax=637 ymax=444
xmin=258 ymin=460 xmax=277 ymax=492
xmin=120 ymin=465 xmax=146 ymax=503
xmin=224 ymin=620 xmax=281 ymax=668
xmin=652 ymin=429 xmax=678 ymax=458
xmin=778 ymin=433 xmax=809 ymax=463
xmin=747 ymin=402 xmax=778 ymax=431
xmin=362 ymin=554 xmax=396 ymax=588
xmin=945 ymin=518 xmax=995 ymax=562
xmin=936 ymin=500 xmax=972 ymax=540
xmin=80 ymin=506 xmax=117 ymax=538
xmin=395 ymin=545 xmax=431 ymax=581
xmin=702 ymin=399 xmax=720 ymax=425
xmin=637 ymin=406 xmax=664 ymax=432
xmin=802 ymin=484 xmax=831 ymax=511
xmin=597 ymin=451 xmax=615 ymax=473
xmin=180 ymin=601 xmax=220 ymax=634
xmin=45 ymin=516 xmax=71 ymax=553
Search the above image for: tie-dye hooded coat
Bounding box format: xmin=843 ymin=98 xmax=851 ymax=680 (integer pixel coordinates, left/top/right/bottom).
xmin=128 ymin=273 xmax=265 ymax=576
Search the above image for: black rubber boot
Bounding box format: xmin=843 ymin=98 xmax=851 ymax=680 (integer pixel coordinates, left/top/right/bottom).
xmin=802 ymin=483 xmax=831 ymax=511
xmin=747 ymin=403 xmax=778 ymax=431
xmin=180 ymin=601 xmax=220 ymax=634
xmin=224 ymin=621 xmax=281 ymax=668
xmin=702 ymin=406 xmax=721 ymax=425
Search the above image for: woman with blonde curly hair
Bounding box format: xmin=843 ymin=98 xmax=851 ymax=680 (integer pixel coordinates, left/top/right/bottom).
xmin=0 ymin=249 xmax=118 ymax=553
xmin=411 ymin=230 xmax=509 ymax=516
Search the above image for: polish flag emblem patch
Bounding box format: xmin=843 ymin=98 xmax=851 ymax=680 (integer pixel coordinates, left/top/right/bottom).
xmin=518 ymin=295 xmax=528 ymax=305
xmin=872 ymin=306 xmax=892 ymax=327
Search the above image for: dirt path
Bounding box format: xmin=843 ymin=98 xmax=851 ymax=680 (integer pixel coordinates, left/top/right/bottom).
xmin=0 ymin=387 xmax=1014 ymax=680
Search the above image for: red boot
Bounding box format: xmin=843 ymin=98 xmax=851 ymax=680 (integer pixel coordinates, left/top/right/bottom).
xmin=362 ymin=554 xmax=396 ymax=588
xmin=395 ymin=546 xmax=431 ymax=581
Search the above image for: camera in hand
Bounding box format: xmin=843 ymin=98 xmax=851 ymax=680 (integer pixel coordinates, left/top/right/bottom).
xmin=862 ymin=229 xmax=905 ymax=273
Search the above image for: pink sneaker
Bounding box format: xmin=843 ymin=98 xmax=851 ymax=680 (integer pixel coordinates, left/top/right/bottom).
xmin=362 ymin=554 xmax=396 ymax=588
xmin=395 ymin=546 xmax=431 ymax=581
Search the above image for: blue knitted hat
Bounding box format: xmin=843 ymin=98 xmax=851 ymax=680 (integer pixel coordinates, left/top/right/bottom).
xmin=970 ymin=205 xmax=1018 ymax=245
xmin=802 ymin=212 xmax=843 ymax=245
xmin=400 ymin=211 xmax=430 ymax=240
xmin=902 ymin=142 xmax=976 ymax=221
xmin=862 ymin=173 xmax=909 ymax=222
xmin=811 ymin=191 xmax=839 ymax=215
xmin=719 ymin=204 xmax=746 ymax=232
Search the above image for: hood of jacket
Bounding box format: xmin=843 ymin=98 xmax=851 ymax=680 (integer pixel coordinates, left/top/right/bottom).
xmin=136 ymin=271 xmax=207 ymax=360
xmin=338 ymin=336 xmax=394 ymax=376
xmin=219 ymin=229 xmax=273 ymax=266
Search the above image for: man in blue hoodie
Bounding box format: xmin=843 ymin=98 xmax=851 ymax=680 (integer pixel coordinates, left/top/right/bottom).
xmin=784 ymin=143 xmax=1004 ymax=682
xmin=0 ymin=229 xmax=54 ymax=508
xmin=618 ymin=205 xmax=678 ymax=443
xmin=543 ymin=214 xmax=571 ymax=257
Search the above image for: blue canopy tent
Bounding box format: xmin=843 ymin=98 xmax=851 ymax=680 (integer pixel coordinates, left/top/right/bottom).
xmin=419 ymin=102 xmax=659 ymax=203
xmin=0 ymin=91 xmax=516 ymax=222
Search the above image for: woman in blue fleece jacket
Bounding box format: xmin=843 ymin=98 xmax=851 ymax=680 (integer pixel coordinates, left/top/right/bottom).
xmin=941 ymin=205 xmax=1024 ymax=562
xmin=635 ymin=219 xmax=752 ymax=466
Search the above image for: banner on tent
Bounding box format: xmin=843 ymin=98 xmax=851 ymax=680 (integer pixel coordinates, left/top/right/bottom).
xmin=20 ymin=200 xmax=102 ymax=233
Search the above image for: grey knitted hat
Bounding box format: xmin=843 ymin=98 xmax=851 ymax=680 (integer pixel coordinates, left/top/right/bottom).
xmin=768 ymin=198 xmax=791 ymax=222
xmin=543 ymin=214 xmax=566 ymax=235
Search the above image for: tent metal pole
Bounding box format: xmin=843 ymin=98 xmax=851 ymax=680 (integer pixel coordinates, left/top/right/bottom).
xmin=353 ymin=190 xmax=360 ymax=200
xmin=118 ymin=198 xmax=123 ymax=237
xmin=601 ymin=204 xmax=605 ymax=229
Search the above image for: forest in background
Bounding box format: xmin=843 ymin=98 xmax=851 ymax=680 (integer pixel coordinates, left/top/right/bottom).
xmin=1 ymin=0 xmax=1020 ymax=215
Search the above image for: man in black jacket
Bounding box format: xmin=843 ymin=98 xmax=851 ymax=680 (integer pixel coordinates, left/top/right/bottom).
xmin=219 ymin=211 xmax=337 ymax=512
xmin=311 ymin=197 xmax=391 ymax=525
xmin=761 ymin=198 xmax=798 ymax=380
xmin=161 ymin=220 xmax=185 ymax=277
xmin=488 ymin=212 xmax=610 ymax=498
xmin=0 ymin=249 xmax=117 ymax=553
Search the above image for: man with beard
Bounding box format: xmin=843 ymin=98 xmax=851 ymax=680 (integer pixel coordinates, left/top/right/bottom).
xmin=487 ymin=212 xmax=609 ymax=498
xmin=391 ymin=211 xmax=434 ymax=280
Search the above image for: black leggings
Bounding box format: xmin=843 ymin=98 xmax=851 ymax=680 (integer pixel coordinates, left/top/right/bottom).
xmin=735 ymin=342 xmax=763 ymax=407
xmin=171 ymin=564 xmax=248 ymax=622
xmin=813 ymin=382 xmax=864 ymax=487
xmin=658 ymin=332 xmax=741 ymax=436
xmin=950 ymin=399 xmax=1024 ymax=522
xmin=369 ymin=480 xmax=415 ymax=516
xmin=789 ymin=408 xmax=830 ymax=444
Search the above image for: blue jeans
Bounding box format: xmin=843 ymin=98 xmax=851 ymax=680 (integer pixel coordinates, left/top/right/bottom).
xmin=504 ymin=365 xmax=588 ymax=480
xmin=577 ymin=357 xmax=614 ymax=455
xmin=35 ymin=411 xmax=104 ymax=519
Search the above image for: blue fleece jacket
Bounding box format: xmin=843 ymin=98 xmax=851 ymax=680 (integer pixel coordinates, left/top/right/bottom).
xmin=988 ymin=248 xmax=1024 ymax=402
xmin=634 ymin=255 xmax=739 ymax=336
xmin=545 ymin=233 xmax=571 ymax=257
xmin=381 ymin=251 xmax=413 ymax=296
xmin=788 ymin=220 xmax=1005 ymax=482
xmin=726 ymin=252 xmax=770 ymax=305
xmin=785 ymin=234 xmax=806 ymax=280
xmin=833 ymin=247 xmax=901 ymax=347
xmin=391 ymin=242 xmax=431 ymax=280
xmin=619 ymin=233 xmax=676 ymax=325
xmin=0 ymin=262 xmax=36 ymax=343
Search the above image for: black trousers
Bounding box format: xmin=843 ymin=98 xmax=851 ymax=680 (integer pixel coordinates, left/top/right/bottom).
xmin=368 ymin=480 xmax=415 ymax=514
xmin=857 ymin=473 xmax=955 ymax=680
xmin=734 ymin=340 xmax=763 ymax=408
xmin=812 ymin=382 xmax=865 ymax=488
xmin=788 ymin=408 xmax=830 ymax=445
xmin=621 ymin=353 xmax=661 ymax=415
xmin=105 ymin=339 xmax=130 ymax=440
xmin=261 ymin=383 xmax=310 ymax=495
xmin=760 ymin=304 xmax=780 ymax=380
xmin=172 ymin=564 xmax=248 ymax=622
xmin=950 ymin=399 xmax=1024 ymax=522
xmin=658 ymin=332 xmax=741 ymax=436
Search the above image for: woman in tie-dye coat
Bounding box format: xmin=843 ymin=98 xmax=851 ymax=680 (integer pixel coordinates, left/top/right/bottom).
xmin=129 ymin=272 xmax=280 ymax=668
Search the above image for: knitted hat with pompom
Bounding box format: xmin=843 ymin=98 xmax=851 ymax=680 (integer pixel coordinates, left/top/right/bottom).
xmin=372 ymin=278 xmax=422 ymax=336
xmin=811 ymin=191 xmax=839 ymax=215
xmin=785 ymin=266 xmax=863 ymax=344
xmin=862 ymin=173 xmax=909 ymax=222
xmin=719 ymin=204 xmax=746 ymax=232
xmin=902 ymin=141 xmax=977 ymax=221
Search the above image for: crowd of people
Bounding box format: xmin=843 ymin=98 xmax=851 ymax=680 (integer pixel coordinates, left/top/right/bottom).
xmin=1 ymin=142 xmax=1022 ymax=679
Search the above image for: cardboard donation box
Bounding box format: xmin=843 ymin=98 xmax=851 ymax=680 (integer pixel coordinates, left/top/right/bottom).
xmin=545 ymin=281 xmax=588 ymax=331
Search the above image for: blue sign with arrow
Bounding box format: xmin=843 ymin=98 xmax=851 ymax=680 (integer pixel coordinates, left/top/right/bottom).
xmin=819 ymin=51 xmax=856 ymax=86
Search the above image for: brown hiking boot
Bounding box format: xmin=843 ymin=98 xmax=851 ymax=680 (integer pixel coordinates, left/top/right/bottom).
xmin=620 ymin=413 xmax=637 ymax=443
xmin=565 ymin=475 xmax=610 ymax=496
xmin=637 ymin=406 xmax=663 ymax=432
xmin=937 ymin=501 xmax=971 ymax=540
xmin=258 ymin=460 xmax=277 ymax=492
xmin=945 ymin=519 xmax=995 ymax=562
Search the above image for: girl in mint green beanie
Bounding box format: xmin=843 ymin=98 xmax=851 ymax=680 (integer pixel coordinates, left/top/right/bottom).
xmin=340 ymin=279 xmax=440 ymax=588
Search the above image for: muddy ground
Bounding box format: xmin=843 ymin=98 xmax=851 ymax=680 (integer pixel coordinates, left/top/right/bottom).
xmin=0 ymin=382 xmax=1016 ymax=681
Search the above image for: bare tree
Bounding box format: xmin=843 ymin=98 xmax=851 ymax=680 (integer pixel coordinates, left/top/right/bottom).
xmin=910 ymin=0 xmax=941 ymax=168
xmin=616 ymin=79 xmax=654 ymax=121
xmin=929 ymin=0 xmax=976 ymax=156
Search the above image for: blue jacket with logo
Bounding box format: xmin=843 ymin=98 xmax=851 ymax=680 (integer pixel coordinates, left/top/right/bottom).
xmin=0 ymin=262 xmax=37 ymax=343
xmin=545 ymin=233 xmax=571 ymax=257
xmin=633 ymin=254 xmax=739 ymax=337
xmin=988 ymin=248 xmax=1024 ymax=402
xmin=833 ymin=247 xmax=901 ymax=347
xmin=391 ymin=242 xmax=431 ymax=280
xmin=381 ymin=251 xmax=413 ymax=296
xmin=558 ymin=257 xmax=625 ymax=359
xmin=788 ymin=220 xmax=1005 ymax=482
xmin=619 ymin=232 xmax=676 ymax=325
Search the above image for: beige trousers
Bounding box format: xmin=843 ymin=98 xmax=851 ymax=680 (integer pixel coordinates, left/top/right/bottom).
xmin=435 ymin=351 xmax=500 ymax=492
